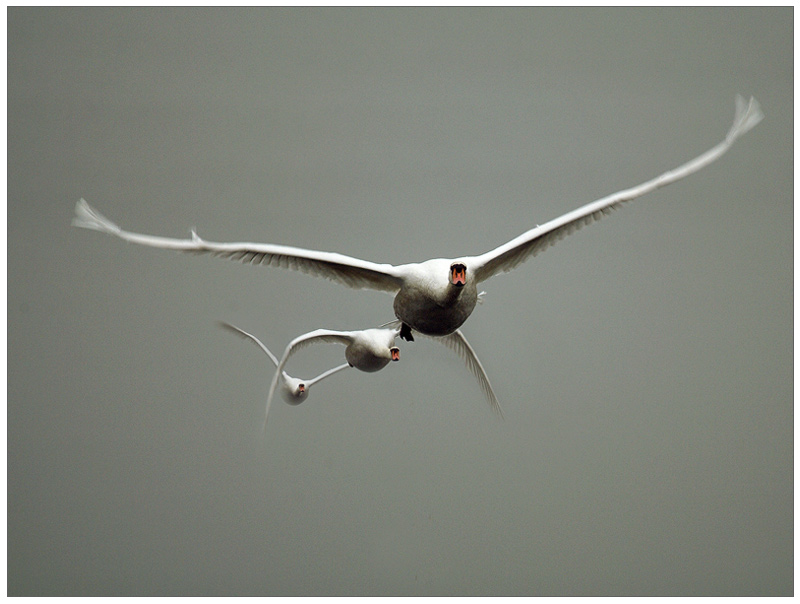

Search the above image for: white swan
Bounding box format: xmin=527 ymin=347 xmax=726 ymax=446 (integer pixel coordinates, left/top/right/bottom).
xmin=73 ymin=96 xmax=762 ymax=341
xmin=220 ymin=321 xmax=349 ymax=405
xmin=265 ymin=326 xmax=401 ymax=426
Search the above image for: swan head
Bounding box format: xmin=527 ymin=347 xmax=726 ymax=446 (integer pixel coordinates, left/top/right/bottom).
xmin=282 ymin=378 xmax=309 ymax=405
xmin=449 ymin=262 xmax=467 ymax=287
xmin=390 ymin=346 xmax=400 ymax=362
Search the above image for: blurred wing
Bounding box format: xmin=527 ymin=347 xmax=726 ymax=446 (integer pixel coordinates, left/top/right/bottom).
xmin=472 ymin=95 xmax=763 ymax=283
xmin=427 ymin=329 xmax=503 ymax=418
xmin=306 ymin=363 xmax=351 ymax=387
xmin=73 ymin=199 xmax=404 ymax=293
xmin=219 ymin=321 xmax=279 ymax=367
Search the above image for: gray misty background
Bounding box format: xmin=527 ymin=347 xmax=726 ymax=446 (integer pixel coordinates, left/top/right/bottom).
xmin=8 ymin=7 xmax=792 ymax=596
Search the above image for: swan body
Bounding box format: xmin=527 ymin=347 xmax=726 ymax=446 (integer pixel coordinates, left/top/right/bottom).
xmin=73 ymin=96 xmax=763 ymax=340
xmin=265 ymin=326 xmax=401 ymax=426
xmin=392 ymin=259 xmax=478 ymax=337
xmin=220 ymin=322 xmax=349 ymax=405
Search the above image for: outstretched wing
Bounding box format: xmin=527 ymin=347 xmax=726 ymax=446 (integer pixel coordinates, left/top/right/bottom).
xmin=73 ymin=199 xmax=404 ymax=293
xmin=471 ymin=95 xmax=763 ymax=283
xmin=306 ymin=363 xmax=351 ymax=387
xmin=219 ymin=321 xmax=280 ymax=367
xmin=426 ymin=329 xmax=503 ymax=418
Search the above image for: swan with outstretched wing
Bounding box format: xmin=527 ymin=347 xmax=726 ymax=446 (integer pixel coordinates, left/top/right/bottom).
xmin=74 ymin=96 xmax=762 ymax=341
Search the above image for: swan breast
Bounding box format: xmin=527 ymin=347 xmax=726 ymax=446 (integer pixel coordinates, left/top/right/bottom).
xmin=392 ymin=258 xmax=478 ymax=336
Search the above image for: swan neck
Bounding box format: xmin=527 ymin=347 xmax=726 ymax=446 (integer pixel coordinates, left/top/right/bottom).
xmin=443 ymin=283 xmax=466 ymax=304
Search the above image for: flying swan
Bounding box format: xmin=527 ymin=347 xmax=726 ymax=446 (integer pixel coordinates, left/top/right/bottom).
xmin=73 ymin=96 xmax=762 ymax=342
xmin=220 ymin=321 xmax=349 ymax=406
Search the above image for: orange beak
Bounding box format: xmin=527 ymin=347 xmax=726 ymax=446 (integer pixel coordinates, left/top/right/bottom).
xmin=390 ymin=347 xmax=400 ymax=361
xmin=451 ymin=265 xmax=467 ymax=286
xmin=298 ymin=384 xmax=305 ymax=393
